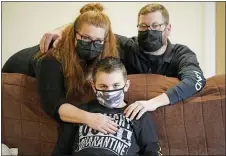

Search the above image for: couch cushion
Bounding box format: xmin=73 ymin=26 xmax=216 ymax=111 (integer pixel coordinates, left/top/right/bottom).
xmin=125 ymin=74 xmax=225 ymax=155
xmin=2 ymin=73 xmax=57 ymax=156
xmin=2 ymin=73 xmax=225 ymax=155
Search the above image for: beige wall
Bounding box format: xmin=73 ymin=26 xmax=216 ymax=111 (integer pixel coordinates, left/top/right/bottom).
xmin=216 ymin=2 xmax=225 ymax=75
xmin=2 ymin=2 xmax=216 ymax=77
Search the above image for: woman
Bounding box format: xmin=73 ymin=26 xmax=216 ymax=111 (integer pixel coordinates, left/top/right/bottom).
xmin=2 ymin=3 xmax=120 ymax=155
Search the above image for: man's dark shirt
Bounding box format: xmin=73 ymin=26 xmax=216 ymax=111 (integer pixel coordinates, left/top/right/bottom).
xmin=116 ymin=34 xmax=206 ymax=104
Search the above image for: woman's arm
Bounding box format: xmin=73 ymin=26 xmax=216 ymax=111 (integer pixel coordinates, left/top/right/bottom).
xmin=35 ymin=56 xmax=118 ymax=134
xmin=35 ymin=56 xmax=68 ymax=121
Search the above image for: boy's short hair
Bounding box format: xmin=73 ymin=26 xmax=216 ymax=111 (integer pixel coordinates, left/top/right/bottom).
xmin=92 ymin=57 xmax=127 ymax=82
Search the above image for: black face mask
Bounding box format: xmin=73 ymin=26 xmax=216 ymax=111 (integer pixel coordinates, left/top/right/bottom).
xmin=76 ymin=39 xmax=104 ymax=60
xmin=138 ymin=30 xmax=163 ymax=52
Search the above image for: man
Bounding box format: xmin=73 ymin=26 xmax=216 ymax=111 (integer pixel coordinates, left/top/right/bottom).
xmin=40 ymin=3 xmax=206 ymax=120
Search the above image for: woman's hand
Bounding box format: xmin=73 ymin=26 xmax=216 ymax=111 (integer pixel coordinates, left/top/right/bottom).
xmin=85 ymin=113 xmax=119 ymax=134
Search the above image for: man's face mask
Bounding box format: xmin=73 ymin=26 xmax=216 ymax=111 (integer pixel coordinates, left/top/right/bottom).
xmin=138 ymin=30 xmax=163 ymax=52
xmin=76 ymin=39 xmax=104 ymax=60
xmin=94 ymin=86 xmax=125 ymax=108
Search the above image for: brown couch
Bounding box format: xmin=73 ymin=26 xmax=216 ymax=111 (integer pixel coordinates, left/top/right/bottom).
xmin=2 ymin=73 xmax=225 ymax=156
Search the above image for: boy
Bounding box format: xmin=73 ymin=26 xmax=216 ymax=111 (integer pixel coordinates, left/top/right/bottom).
xmin=72 ymin=57 xmax=162 ymax=156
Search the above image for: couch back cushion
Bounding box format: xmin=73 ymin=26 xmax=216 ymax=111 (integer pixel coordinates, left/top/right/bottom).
xmin=2 ymin=73 xmax=57 ymax=156
xmin=2 ymin=73 xmax=225 ymax=155
xmin=125 ymin=74 xmax=225 ymax=155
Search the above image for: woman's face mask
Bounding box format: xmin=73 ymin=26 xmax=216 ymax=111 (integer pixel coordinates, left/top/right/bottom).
xmin=94 ymin=86 xmax=125 ymax=108
xmin=75 ymin=29 xmax=105 ymax=61
xmin=76 ymin=39 xmax=104 ymax=60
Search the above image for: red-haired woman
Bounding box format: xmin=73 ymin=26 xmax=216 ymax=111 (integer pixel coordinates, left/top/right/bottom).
xmin=2 ymin=4 xmax=119 ymax=153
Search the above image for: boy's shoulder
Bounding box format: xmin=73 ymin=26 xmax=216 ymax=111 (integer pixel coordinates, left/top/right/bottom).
xmin=132 ymin=112 xmax=152 ymax=126
xmin=78 ymin=100 xmax=133 ymax=114
xmin=77 ymin=99 xmax=99 ymax=111
xmin=139 ymin=111 xmax=151 ymax=120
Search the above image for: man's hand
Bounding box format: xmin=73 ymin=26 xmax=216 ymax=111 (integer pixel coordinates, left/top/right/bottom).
xmin=124 ymin=93 xmax=170 ymax=120
xmin=85 ymin=113 xmax=119 ymax=134
xmin=124 ymin=100 xmax=158 ymax=120
xmin=40 ymin=24 xmax=70 ymax=53
xmin=40 ymin=32 xmax=62 ymax=53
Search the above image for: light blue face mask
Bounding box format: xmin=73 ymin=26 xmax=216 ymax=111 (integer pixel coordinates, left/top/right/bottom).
xmin=95 ymin=86 xmax=125 ymax=108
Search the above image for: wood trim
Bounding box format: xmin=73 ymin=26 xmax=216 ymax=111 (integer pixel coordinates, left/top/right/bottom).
xmin=216 ymin=2 xmax=225 ymax=75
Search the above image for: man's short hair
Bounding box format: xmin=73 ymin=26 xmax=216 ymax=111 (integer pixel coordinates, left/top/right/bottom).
xmin=138 ymin=3 xmax=169 ymax=24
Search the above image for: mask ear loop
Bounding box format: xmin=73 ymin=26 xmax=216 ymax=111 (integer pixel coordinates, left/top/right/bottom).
xmin=93 ymin=86 xmax=98 ymax=95
xmin=122 ymin=84 xmax=129 ymax=104
xmin=123 ymin=82 xmax=129 ymax=93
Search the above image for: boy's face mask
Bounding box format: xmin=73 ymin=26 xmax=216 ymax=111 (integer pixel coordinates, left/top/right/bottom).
xmin=94 ymin=86 xmax=125 ymax=108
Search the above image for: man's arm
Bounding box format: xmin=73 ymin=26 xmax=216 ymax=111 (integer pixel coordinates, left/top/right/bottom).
xmin=165 ymin=46 xmax=206 ymax=104
xmin=114 ymin=34 xmax=139 ymax=74
xmin=133 ymin=113 xmax=162 ymax=156
xmin=124 ymin=46 xmax=206 ymax=120
xmin=115 ymin=34 xmax=134 ymax=59
xmin=39 ymin=25 xmax=136 ymax=58
xmin=40 ymin=23 xmax=71 ymax=52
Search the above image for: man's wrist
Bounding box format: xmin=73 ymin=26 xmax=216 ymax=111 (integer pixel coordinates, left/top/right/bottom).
xmin=160 ymin=93 xmax=170 ymax=106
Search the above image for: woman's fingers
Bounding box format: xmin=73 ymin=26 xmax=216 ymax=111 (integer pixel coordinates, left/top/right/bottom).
xmin=92 ymin=114 xmax=118 ymax=134
xmin=106 ymin=117 xmax=118 ymax=127
xmin=102 ymin=125 xmax=116 ymax=134
xmin=98 ymin=128 xmax=108 ymax=135
xmin=103 ymin=117 xmax=118 ymax=134
xmin=106 ymin=122 xmax=118 ymax=132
